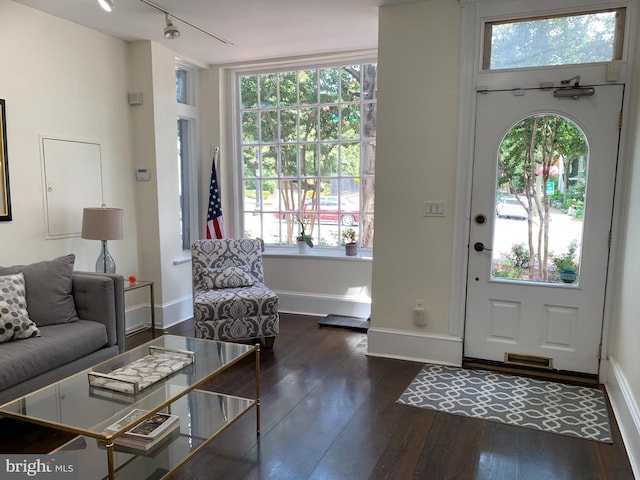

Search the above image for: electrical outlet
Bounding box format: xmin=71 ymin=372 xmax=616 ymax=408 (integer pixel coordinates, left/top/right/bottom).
xmin=413 ymin=299 xmax=426 ymax=326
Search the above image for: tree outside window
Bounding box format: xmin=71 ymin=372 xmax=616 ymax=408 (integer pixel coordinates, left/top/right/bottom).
xmin=240 ymin=62 xmax=376 ymax=249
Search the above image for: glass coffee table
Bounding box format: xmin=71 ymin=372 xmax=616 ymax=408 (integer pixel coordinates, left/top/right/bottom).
xmin=0 ymin=335 xmax=260 ymax=480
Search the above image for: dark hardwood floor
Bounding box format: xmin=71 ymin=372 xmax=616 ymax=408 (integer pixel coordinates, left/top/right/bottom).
xmin=142 ymin=314 xmax=633 ymax=480
xmin=0 ymin=313 xmax=633 ymax=479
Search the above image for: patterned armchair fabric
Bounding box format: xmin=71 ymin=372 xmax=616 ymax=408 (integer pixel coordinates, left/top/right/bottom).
xmin=191 ymin=239 xmax=279 ymax=347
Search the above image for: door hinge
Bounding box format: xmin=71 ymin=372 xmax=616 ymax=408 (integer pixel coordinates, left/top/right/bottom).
xmin=598 ymin=343 xmax=603 ymax=360
xmin=619 ymin=111 xmax=623 ymax=129
xmin=608 ymin=231 xmax=612 ymax=249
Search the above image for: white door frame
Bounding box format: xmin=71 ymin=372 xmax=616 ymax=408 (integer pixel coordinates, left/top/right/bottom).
xmin=451 ymin=0 xmax=637 ymax=378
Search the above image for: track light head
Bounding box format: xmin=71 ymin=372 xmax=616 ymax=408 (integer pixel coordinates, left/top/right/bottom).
xmin=98 ymin=0 xmax=114 ymax=12
xmin=164 ymin=14 xmax=180 ymax=40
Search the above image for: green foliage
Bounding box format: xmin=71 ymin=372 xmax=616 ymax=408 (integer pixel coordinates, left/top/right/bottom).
xmin=567 ymin=182 xmax=585 ymax=202
xmin=549 ymin=240 xmax=579 ymax=282
xmin=296 ymin=217 xmax=313 ymax=247
xmin=492 ymin=243 xmax=529 ymax=279
xmin=492 ymin=259 xmax=526 ymax=279
xmin=562 ymin=183 xmax=585 ymax=219
xmin=342 ymin=228 xmax=356 ymax=245
xmin=550 ymin=189 xmax=564 ymax=207
xmin=490 ymin=11 xmax=618 ymax=69
xmin=510 ymin=243 xmax=530 ymax=268
xmin=239 ymin=63 xmax=377 ymax=246
xmin=565 ymin=200 xmax=584 ymax=219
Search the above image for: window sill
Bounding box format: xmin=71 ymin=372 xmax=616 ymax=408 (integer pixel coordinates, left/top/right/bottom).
xmin=172 ymin=247 xmax=372 ymax=264
xmin=263 ymin=246 xmax=372 ymax=261
xmin=173 ymin=251 xmax=192 ymax=265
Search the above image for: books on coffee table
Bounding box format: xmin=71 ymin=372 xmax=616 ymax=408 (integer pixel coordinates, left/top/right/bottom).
xmin=102 ymin=409 xmax=180 ymax=453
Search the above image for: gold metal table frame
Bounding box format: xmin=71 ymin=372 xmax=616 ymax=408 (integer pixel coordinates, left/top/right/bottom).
xmin=0 ymin=335 xmax=261 ymax=480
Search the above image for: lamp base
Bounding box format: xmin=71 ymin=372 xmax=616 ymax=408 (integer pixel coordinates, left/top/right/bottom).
xmin=96 ymin=240 xmax=116 ymax=274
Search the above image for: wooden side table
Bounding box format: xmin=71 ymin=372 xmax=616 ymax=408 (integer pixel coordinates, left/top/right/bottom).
xmin=124 ymin=280 xmax=156 ymax=338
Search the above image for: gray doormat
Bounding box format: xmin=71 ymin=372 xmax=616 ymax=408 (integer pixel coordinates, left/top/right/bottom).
xmin=318 ymin=314 xmax=370 ymax=332
xmin=397 ymin=363 xmax=612 ymax=443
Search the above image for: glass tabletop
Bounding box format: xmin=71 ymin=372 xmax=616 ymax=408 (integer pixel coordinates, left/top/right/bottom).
xmin=0 ymin=335 xmax=255 ymax=438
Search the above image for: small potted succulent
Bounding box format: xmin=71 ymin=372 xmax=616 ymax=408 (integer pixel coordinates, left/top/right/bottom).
xmin=342 ymin=228 xmax=357 ymax=256
xmin=296 ymin=218 xmax=313 ymax=253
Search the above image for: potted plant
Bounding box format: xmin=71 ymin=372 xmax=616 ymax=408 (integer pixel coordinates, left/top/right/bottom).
xmin=342 ymin=228 xmax=357 ymax=256
xmin=296 ymin=218 xmax=313 ymax=253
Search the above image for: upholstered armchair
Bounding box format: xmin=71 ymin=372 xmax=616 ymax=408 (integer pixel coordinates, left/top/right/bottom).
xmin=191 ymin=239 xmax=279 ymax=348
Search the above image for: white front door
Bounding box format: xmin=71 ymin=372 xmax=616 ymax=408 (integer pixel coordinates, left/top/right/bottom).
xmin=464 ymin=84 xmax=623 ymax=375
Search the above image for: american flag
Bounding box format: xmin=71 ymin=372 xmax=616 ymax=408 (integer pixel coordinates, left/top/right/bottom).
xmin=206 ymin=149 xmax=224 ymax=239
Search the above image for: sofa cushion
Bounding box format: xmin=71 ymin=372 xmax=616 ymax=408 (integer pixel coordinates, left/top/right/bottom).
xmin=0 ymin=320 xmax=108 ymax=391
xmin=0 ymin=254 xmax=79 ymax=326
xmin=0 ymin=273 xmax=40 ymax=343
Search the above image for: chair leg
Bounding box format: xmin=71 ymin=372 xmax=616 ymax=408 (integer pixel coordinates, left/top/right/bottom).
xmin=261 ymin=336 xmax=276 ymax=349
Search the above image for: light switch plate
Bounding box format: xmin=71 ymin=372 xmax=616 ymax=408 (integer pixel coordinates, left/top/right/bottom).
xmin=424 ymin=201 xmax=445 ymax=217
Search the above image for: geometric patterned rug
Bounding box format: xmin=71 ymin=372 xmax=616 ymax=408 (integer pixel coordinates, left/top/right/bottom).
xmin=397 ymin=364 xmax=612 ymax=443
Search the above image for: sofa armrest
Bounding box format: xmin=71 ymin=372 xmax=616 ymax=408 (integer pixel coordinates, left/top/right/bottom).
xmin=72 ymin=272 xmax=126 ymax=353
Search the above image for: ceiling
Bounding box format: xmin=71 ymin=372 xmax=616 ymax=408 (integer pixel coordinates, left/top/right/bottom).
xmin=13 ymin=0 xmax=412 ymax=65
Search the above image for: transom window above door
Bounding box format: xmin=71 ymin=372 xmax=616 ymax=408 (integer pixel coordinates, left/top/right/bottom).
xmin=484 ymin=8 xmax=626 ymax=70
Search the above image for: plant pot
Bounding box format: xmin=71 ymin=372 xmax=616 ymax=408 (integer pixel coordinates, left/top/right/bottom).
xmin=297 ymin=240 xmax=308 ymax=254
xmin=345 ymin=243 xmax=358 ymax=256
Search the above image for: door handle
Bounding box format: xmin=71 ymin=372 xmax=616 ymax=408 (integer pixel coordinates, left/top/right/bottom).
xmin=473 ymin=242 xmax=492 ymax=252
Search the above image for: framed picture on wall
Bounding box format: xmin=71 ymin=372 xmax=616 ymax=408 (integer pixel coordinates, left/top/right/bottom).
xmin=0 ymin=99 xmax=11 ymax=222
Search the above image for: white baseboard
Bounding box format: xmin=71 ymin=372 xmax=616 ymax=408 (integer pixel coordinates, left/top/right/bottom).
xmin=156 ymin=295 xmax=193 ymax=329
xmin=126 ymin=291 xmax=367 ymax=334
xmin=367 ymin=327 xmax=463 ymax=366
xmin=276 ymin=290 xmax=371 ymax=318
xmin=125 ymin=295 xmax=193 ymax=333
xmin=604 ymin=355 xmax=640 ymax=478
xmin=124 ymin=305 xmax=149 ymax=334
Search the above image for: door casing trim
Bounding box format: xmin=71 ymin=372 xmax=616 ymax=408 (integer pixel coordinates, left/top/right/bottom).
xmin=452 ymin=0 xmax=637 ymax=379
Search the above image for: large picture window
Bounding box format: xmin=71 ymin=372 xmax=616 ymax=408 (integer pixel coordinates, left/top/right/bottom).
xmin=239 ymin=62 xmax=376 ymax=249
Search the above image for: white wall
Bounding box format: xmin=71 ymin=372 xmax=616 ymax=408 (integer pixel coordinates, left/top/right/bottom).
xmin=608 ymin=104 xmax=640 ymax=475
xmin=367 ymin=0 xmax=640 ymax=469
xmin=0 ymin=1 xmax=138 ymax=274
xmin=0 ymin=2 xmax=195 ymax=331
xmin=263 ymin=254 xmax=372 ymax=318
xmin=368 ymin=0 xmax=462 ymax=360
xmin=606 ymin=3 xmax=640 ymax=471
xmin=2 ymin=0 xmax=640 ymax=467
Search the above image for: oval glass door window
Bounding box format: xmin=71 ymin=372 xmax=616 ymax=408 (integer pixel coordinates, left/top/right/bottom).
xmin=491 ymin=114 xmax=587 ymax=285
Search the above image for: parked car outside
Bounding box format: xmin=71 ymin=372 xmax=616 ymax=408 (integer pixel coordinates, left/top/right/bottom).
xmin=496 ymin=197 xmax=527 ymax=220
xmin=304 ymin=196 xmax=360 ymax=226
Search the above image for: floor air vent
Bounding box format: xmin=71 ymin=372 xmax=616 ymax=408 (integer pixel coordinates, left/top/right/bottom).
xmin=504 ymin=352 xmax=553 ymax=370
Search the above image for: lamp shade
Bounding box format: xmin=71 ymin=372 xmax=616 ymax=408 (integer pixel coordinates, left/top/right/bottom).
xmin=81 ymin=208 xmax=124 ymax=240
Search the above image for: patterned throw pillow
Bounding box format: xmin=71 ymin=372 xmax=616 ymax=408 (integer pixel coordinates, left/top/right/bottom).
xmin=202 ymin=266 xmax=256 ymax=289
xmin=0 ymin=273 xmax=40 ymax=343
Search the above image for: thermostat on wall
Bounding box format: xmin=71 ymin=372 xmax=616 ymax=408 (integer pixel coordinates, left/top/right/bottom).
xmin=135 ymin=168 xmax=151 ymax=181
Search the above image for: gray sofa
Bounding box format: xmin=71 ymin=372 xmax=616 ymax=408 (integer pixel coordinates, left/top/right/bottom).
xmin=0 ymin=255 xmax=126 ymax=404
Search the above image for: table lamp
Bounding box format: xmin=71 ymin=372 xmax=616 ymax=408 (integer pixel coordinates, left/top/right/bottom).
xmin=81 ymin=207 xmax=124 ymax=273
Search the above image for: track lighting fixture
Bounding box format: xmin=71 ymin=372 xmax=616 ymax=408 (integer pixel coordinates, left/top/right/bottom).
xmin=139 ymin=0 xmax=232 ymax=45
xmin=98 ymin=0 xmax=114 ymax=12
xmin=164 ymin=13 xmax=180 ymax=40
